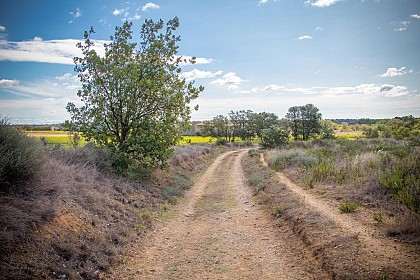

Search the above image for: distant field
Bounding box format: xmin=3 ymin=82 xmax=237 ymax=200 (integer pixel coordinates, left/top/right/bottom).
xmin=25 ymin=131 xmax=217 ymax=146
xmin=334 ymin=130 xmax=363 ymax=139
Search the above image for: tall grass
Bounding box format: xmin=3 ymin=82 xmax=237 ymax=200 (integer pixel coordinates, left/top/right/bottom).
xmin=266 ymin=138 xmax=420 ymax=213
xmin=0 ymin=118 xmax=45 ymax=188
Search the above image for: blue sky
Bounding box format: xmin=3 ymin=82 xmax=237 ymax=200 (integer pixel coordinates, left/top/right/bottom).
xmin=0 ymin=0 xmax=419 ymax=124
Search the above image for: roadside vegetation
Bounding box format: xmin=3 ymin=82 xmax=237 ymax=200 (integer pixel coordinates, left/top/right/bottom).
xmin=0 ymin=119 xmax=220 ymax=279
xmin=265 ymin=138 xmax=419 ymax=220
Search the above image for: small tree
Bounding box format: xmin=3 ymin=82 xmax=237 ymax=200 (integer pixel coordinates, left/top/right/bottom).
xmin=260 ymin=125 xmax=289 ymax=149
xmin=320 ymin=120 xmax=336 ymax=139
xmin=67 ymin=18 xmax=203 ymax=168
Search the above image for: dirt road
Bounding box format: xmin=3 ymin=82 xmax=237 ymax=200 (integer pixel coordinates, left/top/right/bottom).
xmin=112 ymin=150 xmax=329 ymax=279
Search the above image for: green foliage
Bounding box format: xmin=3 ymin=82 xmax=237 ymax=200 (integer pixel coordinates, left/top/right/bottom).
xmin=267 ymin=138 xmax=420 ymax=213
xmin=0 ymin=117 xmax=45 ymax=186
xmin=268 ymin=149 xmax=317 ymax=171
xmin=215 ymin=137 xmax=228 ymax=146
xmin=286 ymin=104 xmax=322 ymax=141
xmin=260 ymin=125 xmax=289 ymax=149
xmin=229 ymin=110 xmax=254 ymax=141
xmin=67 ymin=18 xmax=203 ymax=170
xmin=251 ymin=112 xmax=279 ymax=139
xmin=320 ymin=120 xmax=336 ymax=139
xmin=339 ymin=199 xmax=360 ymax=213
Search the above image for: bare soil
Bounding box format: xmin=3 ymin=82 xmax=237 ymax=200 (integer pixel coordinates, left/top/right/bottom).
xmin=111 ymin=150 xmax=329 ymax=279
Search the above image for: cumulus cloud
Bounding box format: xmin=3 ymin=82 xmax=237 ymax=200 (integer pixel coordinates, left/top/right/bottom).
xmin=379 ymin=67 xmax=413 ymax=78
xmin=112 ymin=8 xmax=129 ymax=16
xmin=0 ymin=79 xmax=19 ymax=88
xmin=411 ymin=14 xmax=420 ymax=19
xmin=142 ymin=2 xmax=160 ymax=11
xmin=211 ymin=72 xmax=246 ymax=90
xmin=258 ymin=0 xmax=269 ymax=4
xmin=298 ymin=35 xmax=313 ymax=40
xmin=0 ymin=25 xmax=6 ymax=32
xmin=0 ymin=38 xmax=107 ymax=65
xmin=180 ymin=69 xmax=222 ymax=81
xmin=305 ymin=0 xmax=341 ymax=7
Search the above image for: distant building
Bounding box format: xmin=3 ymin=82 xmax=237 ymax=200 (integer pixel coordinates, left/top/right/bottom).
xmin=182 ymin=121 xmax=207 ymax=136
xmin=50 ymin=125 xmax=63 ymax=131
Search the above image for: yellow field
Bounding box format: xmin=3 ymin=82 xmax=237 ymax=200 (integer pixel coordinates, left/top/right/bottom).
xmin=178 ymin=136 xmax=217 ymax=145
xmin=25 ymin=131 xmax=216 ymax=146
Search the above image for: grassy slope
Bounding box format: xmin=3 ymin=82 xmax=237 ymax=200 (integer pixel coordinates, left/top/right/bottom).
xmin=242 ymin=137 xmax=420 ymax=279
xmin=0 ymin=145 xmax=221 ymax=280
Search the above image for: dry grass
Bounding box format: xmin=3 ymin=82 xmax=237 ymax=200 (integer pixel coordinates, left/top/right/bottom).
xmin=241 ymin=149 xmax=417 ymax=279
xmin=0 ymin=144 xmax=220 ymax=279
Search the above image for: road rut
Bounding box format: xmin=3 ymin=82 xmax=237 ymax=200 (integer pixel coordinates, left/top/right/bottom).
xmin=112 ymin=150 xmax=328 ymax=279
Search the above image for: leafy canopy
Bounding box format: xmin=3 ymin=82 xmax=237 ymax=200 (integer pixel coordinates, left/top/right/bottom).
xmin=67 ymin=18 xmax=203 ymax=167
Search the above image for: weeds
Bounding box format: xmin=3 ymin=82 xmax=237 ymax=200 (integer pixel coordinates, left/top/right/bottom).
xmin=266 ymin=138 xmax=420 ymax=214
xmin=0 ymin=117 xmax=45 ymax=188
xmin=339 ymin=199 xmax=360 ymax=213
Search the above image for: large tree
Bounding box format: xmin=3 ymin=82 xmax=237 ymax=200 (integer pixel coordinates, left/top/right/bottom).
xmin=229 ymin=110 xmax=254 ymax=141
xmin=286 ymin=104 xmax=322 ymax=140
xmin=67 ymin=18 xmax=203 ymax=167
xmin=251 ymin=112 xmax=279 ymax=139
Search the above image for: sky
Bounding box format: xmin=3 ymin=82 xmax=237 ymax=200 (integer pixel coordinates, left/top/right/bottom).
xmin=0 ymin=0 xmax=419 ymax=124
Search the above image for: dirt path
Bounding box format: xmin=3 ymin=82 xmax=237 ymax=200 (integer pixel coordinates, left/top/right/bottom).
xmin=260 ymin=154 xmax=420 ymax=279
xmin=112 ymin=150 xmax=329 ymax=279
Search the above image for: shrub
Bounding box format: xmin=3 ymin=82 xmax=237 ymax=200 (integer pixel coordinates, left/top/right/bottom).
xmin=268 ymin=149 xmax=317 ymax=171
xmin=215 ymin=138 xmax=227 ymax=146
xmin=0 ymin=117 xmax=45 ymax=187
xmin=339 ymin=199 xmax=360 ymax=213
xmin=260 ymin=126 xmax=289 ymax=149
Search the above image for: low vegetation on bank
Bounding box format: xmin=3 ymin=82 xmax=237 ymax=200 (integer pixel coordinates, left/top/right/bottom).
xmin=0 ymin=120 xmax=220 ymax=279
xmin=264 ymin=138 xmax=419 ymax=220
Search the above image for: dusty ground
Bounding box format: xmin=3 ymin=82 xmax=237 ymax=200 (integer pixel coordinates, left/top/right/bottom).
xmin=111 ymin=150 xmax=329 ymax=279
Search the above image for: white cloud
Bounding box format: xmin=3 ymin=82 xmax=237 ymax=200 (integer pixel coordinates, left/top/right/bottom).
xmin=315 ymin=27 xmax=323 ymax=32
xmin=126 ymin=14 xmax=141 ymax=21
xmin=70 ymin=8 xmax=82 ymax=18
xmin=0 ymin=79 xmax=19 ymax=88
xmin=298 ymin=35 xmax=313 ymax=40
xmin=411 ymin=14 xmax=420 ymax=19
xmin=0 ymin=38 xmax=107 ymax=65
xmin=262 ymin=84 xmax=284 ymax=91
xmin=258 ymin=0 xmax=269 ymax=4
xmin=0 ymin=73 xmax=81 ymax=99
xmin=178 ymin=55 xmax=213 ymax=66
xmin=394 ymin=20 xmax=410 ymax=32
xmin=142 ymin=2 xmax=160 ymax=11
xmin=0 ymin=26 xmax=6 ymax=32
xmin=245 ymin=84 xmax=285 ymax=93
xmin=211 ymin=72 xmax=246 ymax=90
xmin=112 ymin=8 xmax=128 ymax=16
xmin=180 ymin=69 xmax=223 ymax=81
xmin=305 ymin=0 xmax=341 ymax=7
xmin=379 ymin=67 xmax=413 ymax=78
xmin=354 ymin=84 xmax=409 ymax=97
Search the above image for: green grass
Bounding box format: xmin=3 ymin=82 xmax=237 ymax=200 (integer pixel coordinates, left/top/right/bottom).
xmin=339 ymin=200 xmax=360 ymax=213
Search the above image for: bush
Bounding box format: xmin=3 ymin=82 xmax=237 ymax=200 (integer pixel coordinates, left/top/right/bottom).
xmin=260 ymin=126 xmax=289 ymax=149
xmin=215 ymin=138 xmax=227 ymax=146
xmin=339 ymin=199 xmax=360 ymax=213
xmin=268 ymin=149 xmax=317 ymax=171
xmin=0 ymin=118 xmax=45 ymax=187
